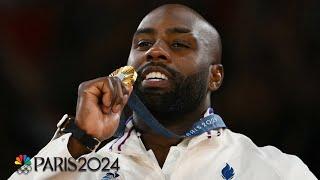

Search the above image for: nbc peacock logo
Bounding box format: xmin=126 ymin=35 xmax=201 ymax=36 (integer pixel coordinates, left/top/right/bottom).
xmin=15 ymin=154 xmax=32 ymax=174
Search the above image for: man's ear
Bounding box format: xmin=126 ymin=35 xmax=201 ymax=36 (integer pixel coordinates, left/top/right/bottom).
xmin=208 ymin=64 xmax=224 ymax=91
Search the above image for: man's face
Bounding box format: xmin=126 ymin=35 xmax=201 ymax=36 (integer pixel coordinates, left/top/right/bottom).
xmin=127 ymin=8 xmax=211 ymax=116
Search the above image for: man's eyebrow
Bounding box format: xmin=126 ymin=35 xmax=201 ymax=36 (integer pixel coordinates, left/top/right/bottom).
xmin=134 ymin=28 xmax=155 ymax=36
xmin=134 ymin=27 xmax=192 ymax=36
xmin=166 ymin=27 xmax=191 ymax=34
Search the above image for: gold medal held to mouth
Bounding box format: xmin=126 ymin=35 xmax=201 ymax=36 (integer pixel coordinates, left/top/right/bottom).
xmin=109 ymin=66 xmax=137 ymax=86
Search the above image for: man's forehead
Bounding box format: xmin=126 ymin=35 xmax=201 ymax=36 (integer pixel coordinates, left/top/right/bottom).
xmin=137 ymin=7 xmax=199 ymax=32
xmin=130 ymin=4 xmax=222 ymax=64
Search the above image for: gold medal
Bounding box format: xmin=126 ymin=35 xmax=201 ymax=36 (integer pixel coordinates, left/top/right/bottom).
xmin=109 ymin=66 xmax=137 ymax=86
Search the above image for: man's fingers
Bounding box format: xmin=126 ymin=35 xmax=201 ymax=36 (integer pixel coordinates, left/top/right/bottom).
xmin=78 ymin=76 xmax=133 ymax=114
xmin=112 ymin=78 xmax=125 ymax=113
xmin=108 ymin=77 xmax=118 ymax=108
xmin=79 ymin=77 xmax=111 ymax=98
xmin=116 ymin=78 xmax=124 ymax=103
xmin=101 ymin=78 xmax=114 ymax=107
xmin=75 ymin=75 xmax=133 ymax=141
xmin=121 ymin=82 xmax=129 ymax=95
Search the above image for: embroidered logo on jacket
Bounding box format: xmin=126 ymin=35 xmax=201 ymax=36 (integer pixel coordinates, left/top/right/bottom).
xmin=221 ymin=163 xmax=235 ymax=180
xmin=101 ymin=172 xmax=120 ymax=180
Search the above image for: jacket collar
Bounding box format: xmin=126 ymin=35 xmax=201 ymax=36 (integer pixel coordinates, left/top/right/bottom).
xmin=108 ymin=108 xmax=222 ymax=156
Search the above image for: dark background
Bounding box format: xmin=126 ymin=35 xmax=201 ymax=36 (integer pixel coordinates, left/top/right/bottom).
xmin=1 ymin=0 xmax=319 ymax=178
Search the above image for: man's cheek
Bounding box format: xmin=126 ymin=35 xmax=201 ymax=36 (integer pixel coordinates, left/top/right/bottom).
xmin=127 ymin=52 xmax=144 ymax=68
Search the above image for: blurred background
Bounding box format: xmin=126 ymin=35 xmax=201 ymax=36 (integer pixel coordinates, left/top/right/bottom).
xmin=1 ymin=0 xmax=319 ymax=178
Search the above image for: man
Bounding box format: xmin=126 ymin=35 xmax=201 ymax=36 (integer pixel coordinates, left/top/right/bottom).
xmin=10 ymin=4 xmax=316 ymax=180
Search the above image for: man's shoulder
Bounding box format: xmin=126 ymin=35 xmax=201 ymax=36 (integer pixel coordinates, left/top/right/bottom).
xmin=223 ymin=129 xmax=316 ymax=179
xmin=224 ymin=129 xmax=301 ymax=162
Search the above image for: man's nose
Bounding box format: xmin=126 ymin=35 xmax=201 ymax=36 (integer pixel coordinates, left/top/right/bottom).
xmin=145 ymin=41 xmax=171 ymax=62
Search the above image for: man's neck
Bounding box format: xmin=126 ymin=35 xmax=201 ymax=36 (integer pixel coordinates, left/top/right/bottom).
xmin=132 ymin=100 xmax=210 ymax=167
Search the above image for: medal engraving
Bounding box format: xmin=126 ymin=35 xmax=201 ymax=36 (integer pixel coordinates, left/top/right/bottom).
xmin=109 ymin=66 xmax=137 ymax=86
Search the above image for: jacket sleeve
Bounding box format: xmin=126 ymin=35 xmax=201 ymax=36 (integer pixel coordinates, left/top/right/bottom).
xmin=8 ymin=132 xmax=96 ymax=180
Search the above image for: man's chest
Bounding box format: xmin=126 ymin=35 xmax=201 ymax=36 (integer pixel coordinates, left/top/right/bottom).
xmin=97 ymin=146 xmax=281 ymax=180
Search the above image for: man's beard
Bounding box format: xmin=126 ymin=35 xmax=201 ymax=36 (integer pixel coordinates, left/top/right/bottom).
xmin=134 ymin=65 xmax=208 ymax=118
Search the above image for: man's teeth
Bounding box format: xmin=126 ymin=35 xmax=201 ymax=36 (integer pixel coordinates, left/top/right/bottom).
xmin=145 ymin=72 xmax=168 ymax=80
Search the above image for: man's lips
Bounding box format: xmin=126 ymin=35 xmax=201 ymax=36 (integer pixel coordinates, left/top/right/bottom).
xmin=140 ymin=66 xmax=174 ymax=89
xmin=142 ymin=78 xmax=171 ymax=89
xmin=140 ymin=66 xmax=173 ymax=79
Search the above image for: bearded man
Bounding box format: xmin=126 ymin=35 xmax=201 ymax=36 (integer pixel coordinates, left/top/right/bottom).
xmin=9 ymin=4 xmax=316 ymax=180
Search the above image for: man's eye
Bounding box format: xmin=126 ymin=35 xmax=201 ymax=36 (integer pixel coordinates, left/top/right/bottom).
xmin=137 ymin=40 xmax=153 ymax=48
xmin=171 ymin=41 xmax=190 ymax=49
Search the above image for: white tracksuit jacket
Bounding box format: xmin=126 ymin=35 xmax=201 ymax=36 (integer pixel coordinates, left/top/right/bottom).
xmin=9 ymin=110 xmax=317 ymax=180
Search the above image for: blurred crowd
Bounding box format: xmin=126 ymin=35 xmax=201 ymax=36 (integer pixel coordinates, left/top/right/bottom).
xmin=1 ymin=0 xmax=319 ymax=178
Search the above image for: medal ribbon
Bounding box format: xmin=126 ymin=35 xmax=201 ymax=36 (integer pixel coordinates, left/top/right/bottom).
xmin=114 ymin=92 xmax=227 ymax=138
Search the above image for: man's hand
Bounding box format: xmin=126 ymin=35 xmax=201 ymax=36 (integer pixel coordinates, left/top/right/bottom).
xmin=76 ymin=76 xmax=132 ymax=141
xmin=68 ymin=77 xmax=132 ymax=157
